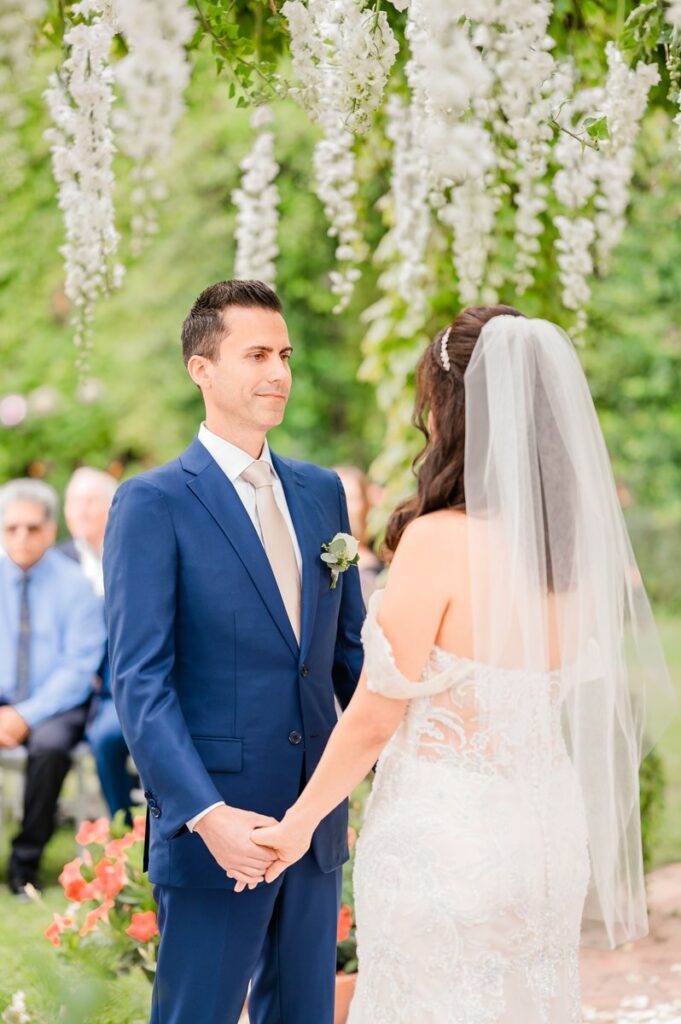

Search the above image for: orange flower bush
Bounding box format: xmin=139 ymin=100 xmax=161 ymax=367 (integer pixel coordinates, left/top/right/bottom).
xmin=126 ymin=911 xmax=160 ymax=943
xmin=45 ymin=811 xmax=158 ymax=980
xmin=337 ymin=904 xmax=353 ymax=943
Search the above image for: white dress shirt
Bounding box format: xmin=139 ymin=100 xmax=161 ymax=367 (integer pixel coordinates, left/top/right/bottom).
xmin=187 ymin=424 xmax=302 ymax=833
xmin=74 ymin=538 xmax=105 ymax=597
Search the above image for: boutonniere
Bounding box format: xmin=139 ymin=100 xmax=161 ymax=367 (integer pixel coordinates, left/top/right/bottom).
xmin=320 ymin=532 xmax=360 ymax=589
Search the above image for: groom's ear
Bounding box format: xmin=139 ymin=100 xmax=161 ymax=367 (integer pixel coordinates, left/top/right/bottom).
xmin=187 ymin=354 xmax=212 ymax=392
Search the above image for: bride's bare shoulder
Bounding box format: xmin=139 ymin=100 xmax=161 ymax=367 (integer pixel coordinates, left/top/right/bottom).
xmin=394 ymin=509 xmax=467 ymax=563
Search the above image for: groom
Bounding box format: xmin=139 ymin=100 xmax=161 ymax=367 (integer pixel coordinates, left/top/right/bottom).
xmin=103 ymin=280 xmax=365 ymax=1024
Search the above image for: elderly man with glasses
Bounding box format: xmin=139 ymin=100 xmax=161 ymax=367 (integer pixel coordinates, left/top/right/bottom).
xmin=0 ymin=479 xmax=106 ymax=896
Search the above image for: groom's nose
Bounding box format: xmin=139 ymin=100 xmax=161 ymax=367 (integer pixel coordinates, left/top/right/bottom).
xmin=267 ymin=359 xmax=290 ymax=384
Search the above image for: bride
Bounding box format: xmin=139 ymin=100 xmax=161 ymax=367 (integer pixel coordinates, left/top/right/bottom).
xmin=253 ymin=306 xmax=674 ymax=1023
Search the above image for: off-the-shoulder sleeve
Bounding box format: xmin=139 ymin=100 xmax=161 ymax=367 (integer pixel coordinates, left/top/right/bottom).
xmin=361 ymin=591 xmax=469 ymax=700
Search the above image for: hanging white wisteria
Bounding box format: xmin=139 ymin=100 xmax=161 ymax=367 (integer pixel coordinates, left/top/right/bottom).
xmin=283 ymin=0 xmax=397 ymax=311
xmin=379 ymin=92 xmax=432 ymax=326
xmin=554 ymin=214 xmax=595 ymax=335
xmin=44 ymin=0 xmax=122 ymax=362
xmin=21 ymin=0 xmax=677 ymax=380
xmin=112 ymin=0 xmax=196 ymax=253
xmin=484 ymin=1 xmax=561 ymax=293
xmin=283 ymin=0 xmax=398 ymax=135
xmin=594 ymin=44 xmax=660 ymax=272
xmin=549 ymin=47 xmax=658 ymax=329
xmin=232 ymin=105 xmax=280 ymax=287
xmin=406 ymin=0 xmax=492 ymax=186
xmin=0 ymin=0 xmax=47 ymax=191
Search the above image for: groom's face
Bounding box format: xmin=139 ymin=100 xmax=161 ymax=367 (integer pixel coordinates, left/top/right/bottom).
xmin=198 ymin=305 xmax=293 ymax=432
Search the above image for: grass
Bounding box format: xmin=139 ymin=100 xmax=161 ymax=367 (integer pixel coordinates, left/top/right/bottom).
xmin=0 ymin=616 xmax=679 ymax=1021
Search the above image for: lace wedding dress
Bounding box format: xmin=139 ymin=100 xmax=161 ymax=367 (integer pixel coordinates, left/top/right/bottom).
xmin=348 ymin=592 xmax=591 ymax=1024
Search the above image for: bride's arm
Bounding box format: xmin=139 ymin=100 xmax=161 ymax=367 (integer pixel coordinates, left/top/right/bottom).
xmin=252 ymin=514 xmax=452 ymax=880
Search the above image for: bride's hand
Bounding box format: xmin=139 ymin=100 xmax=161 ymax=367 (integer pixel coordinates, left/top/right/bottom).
xmin=250 ymin=813 xmax=314 ymax=883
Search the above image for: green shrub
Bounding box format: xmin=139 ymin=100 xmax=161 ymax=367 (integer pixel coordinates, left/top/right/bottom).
xmin=640 ymin=746 xmax=667 ymax=871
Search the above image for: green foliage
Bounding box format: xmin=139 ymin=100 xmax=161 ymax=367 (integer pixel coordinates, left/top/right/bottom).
xmin=640 ymin=747 xmax=667 ymax=872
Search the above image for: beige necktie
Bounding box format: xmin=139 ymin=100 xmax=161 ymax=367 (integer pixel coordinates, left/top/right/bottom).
xmin=241 ymin=460 xmax=301 ymax=643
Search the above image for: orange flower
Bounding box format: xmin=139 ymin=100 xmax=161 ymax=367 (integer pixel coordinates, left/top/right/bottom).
xmin=66 ymin=877 xmax=98 ymax=902
xmin=44 ymin=912 xmax=74 ymax=946
xmin=75 ymin=817 xmax=110 ymax=846
xmin=132 ymin=815 xmax=146 ymax=841
xmin=337 ymin=903 xmax=353 ymax=943
xmin=347 ymin=827 xmax=357 ymax=852
xmin=94 ymin=857 xmax=127 ymax=899
xmin=104 ymin=833 xmax=136 ymax=859
xmin=126 ymin=911 xmax=159 ymax=943
xmin=80 ymin=898 xmax=115 ymax=937
xmin=58 ymin=857 xmax=96 ymax=903
xmin=59 ymin=856 xmax=84 ymax=885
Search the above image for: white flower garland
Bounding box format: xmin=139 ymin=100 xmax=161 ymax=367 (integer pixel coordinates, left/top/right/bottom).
xmin=44 ymin=0 xmax=122 ymax=361
xmin=485 ymin=1 xmax=561 ymax=293
xmin=406 ymin=0 xmax=492 ymax=184
xmin=232 ymin=106 xmax=280 ymax=286
xmin=314 ymin=126 xmax=365 ymax=313
xmin=113 ymin=0 xmax=196 ymax=253
xmin=283 ymin=0 xmax=398 ymax=310
xmin=594 ymin=45 xmax=659 ymax=271
xmin=283 ymin=0 xmax=398 ymax=135
xmin=379 ymin=93 xmax=432 ymax=325
xmin=554 ymin=214 xmax=595 ymax=329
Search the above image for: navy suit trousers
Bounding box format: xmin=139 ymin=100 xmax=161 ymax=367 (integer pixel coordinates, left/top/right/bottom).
xmin=151 ymin=854 xmax=341 ymax=1024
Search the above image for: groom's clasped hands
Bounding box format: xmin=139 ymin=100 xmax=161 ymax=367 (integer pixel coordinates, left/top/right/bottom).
xmin=193 ymin=804 xmax=312 ymax=893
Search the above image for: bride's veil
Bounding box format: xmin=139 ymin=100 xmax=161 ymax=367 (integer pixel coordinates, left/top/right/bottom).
xmin=463 ymin=315 xmax=675 ymax=948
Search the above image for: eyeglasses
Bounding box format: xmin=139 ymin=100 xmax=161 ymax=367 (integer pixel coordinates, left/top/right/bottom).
xmin=3 ymin=522 xmax=47 ymax=535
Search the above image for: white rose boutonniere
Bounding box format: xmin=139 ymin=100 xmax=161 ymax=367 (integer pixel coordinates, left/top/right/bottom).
xmin=320 ymin=532 xmax=360 ymax=590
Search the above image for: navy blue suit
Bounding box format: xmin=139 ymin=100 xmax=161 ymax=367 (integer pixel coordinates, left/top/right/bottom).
xmin=103 ymin=438 xmax=364 ymax=1024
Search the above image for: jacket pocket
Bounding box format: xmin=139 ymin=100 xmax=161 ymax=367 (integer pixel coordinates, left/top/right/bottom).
xmin=191 ymin=736 xmax=243 ymax=773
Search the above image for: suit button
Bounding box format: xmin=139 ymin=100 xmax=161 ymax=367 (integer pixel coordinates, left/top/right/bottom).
xmin=300 ymin=664 xmax=309 ymax=677
xmin=150 ymin=806 xmax=161 ymax=818
xmin=143 ymin=790 xmax=152 ymax=800
xmin=288 ymin=731 xmax=302 ymax=745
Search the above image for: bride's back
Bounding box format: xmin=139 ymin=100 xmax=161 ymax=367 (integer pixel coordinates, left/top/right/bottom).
xmin=387 ymin=508 xmax=564 ymax=676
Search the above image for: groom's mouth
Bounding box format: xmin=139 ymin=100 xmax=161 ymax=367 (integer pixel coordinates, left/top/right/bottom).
xmin=256 ymin=392 xmax=287 ymax=401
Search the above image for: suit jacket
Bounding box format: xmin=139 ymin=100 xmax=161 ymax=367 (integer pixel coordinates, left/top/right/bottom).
xmin=103 ymin=438 xmax=365 ymax=887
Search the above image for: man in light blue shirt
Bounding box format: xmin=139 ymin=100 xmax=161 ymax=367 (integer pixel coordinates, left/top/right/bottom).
xmin=0 ymin=479 xmax=106 ymax=895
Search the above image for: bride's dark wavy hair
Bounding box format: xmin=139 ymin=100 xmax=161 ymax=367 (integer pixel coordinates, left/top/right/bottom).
xmin=384 ymin=304 xmax=526 ymax=557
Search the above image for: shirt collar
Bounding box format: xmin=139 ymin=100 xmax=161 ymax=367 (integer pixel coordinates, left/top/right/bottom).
xmin=197 ymin=423 xmax=274 ymax=483
xmin=1 ymin=547 xmax=54 ymax=584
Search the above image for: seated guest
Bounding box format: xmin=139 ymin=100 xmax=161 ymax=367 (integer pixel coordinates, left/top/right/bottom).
xmin=0 ymin=479 xmax=106 ymax=895
xmin=334 ymin=465 xmax=385 ymax=602
xmin=60 ymin=467 xmax=134 ymax=819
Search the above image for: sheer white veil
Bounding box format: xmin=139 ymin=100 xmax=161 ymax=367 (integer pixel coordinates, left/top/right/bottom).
xmin=463 ymin=314 xmax=675 ymax=948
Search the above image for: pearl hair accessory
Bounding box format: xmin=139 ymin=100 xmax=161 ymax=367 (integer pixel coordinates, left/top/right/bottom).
xmin=440 ymin=326 xmax=452 ymax=371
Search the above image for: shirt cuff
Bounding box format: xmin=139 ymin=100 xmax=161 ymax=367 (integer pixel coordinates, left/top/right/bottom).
xmin=186 ymin=802 xmax=225 ymax=833
xmin=12 ymin=700 xmax=39 ymax=730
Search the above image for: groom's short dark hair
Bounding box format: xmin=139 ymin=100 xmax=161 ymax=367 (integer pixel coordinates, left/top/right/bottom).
xmin=181 ymin=280 xmax=283 ymax=366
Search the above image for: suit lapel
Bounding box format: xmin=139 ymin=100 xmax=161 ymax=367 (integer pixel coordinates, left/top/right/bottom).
xmin=180 ymin=439 xmax=299 ymax=658
xmin=271 ymin=452 xmax=319 ymax=662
